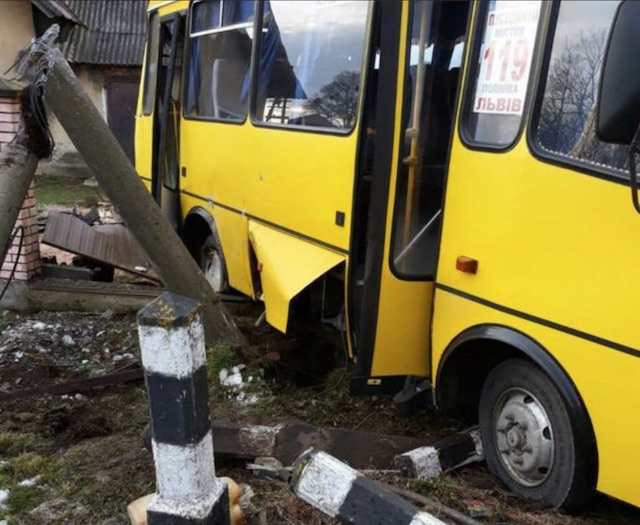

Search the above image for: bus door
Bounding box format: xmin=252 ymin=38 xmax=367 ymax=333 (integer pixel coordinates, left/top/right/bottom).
xmin=152 ymin=14 xmax=185 ymax=230
xmin=350 ymin=0 xmax=470 ymax=394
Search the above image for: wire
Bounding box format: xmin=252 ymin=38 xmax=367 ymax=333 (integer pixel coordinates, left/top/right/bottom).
xmin=0 ymin=226 xmax=25 ymax=303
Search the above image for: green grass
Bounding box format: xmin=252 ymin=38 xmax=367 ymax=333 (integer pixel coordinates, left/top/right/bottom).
xmin=35 ymin=175 xmax=105 ymax=209
xmin=5 ymin=485 xmax=45 ymax=515
xmin=208 ymin=343 xmax=236 ymax=383
xmin=0 ymin=433 xmax=54 ymax=457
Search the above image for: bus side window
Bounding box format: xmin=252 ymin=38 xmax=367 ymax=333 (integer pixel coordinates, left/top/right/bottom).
xmin=253 ymin=0 xmax=370 ymax=131
xmin=185 ymin=0 xmax=256 ymax=121
xmin=532 ymin=0 xmax=628 ymax=176
xmin=462 ymin=1 xmax=542 ymax=149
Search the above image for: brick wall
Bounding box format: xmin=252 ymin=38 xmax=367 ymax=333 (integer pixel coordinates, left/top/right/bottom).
xmin=0 ymin=94 xmax=41 ymax=282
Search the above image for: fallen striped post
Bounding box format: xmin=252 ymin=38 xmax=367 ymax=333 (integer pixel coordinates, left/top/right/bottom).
xmin=291 ymin=448 xmax=448 ymax=525
xmin=138 ymin=292 xmax=229 ymax=525
xmin=395 ymin=428 xmax=484 ymax=481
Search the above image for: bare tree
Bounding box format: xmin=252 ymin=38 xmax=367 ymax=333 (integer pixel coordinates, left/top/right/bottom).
xmin=537 ymin=29 xmax=627 ymax=171
xmin=305 ymin=71 xmax=360 ymax=129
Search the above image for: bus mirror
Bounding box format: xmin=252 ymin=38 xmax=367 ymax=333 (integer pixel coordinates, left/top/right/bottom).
xmin=597 ymin=0 xmax=640 ymax=145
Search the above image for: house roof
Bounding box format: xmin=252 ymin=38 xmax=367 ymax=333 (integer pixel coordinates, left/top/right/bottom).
xmin=59 ymin=0 xmax=148 ymax=67
xmin=31 ymin=0 xmax=82 ymax=25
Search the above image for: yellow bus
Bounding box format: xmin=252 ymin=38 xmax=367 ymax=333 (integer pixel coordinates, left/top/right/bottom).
xmin=136 ymin=0 xmax=640 ymax=511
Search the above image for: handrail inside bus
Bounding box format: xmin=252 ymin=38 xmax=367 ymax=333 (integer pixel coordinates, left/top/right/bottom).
xmin=402 ymin=2 xmax=432 ymax=248
xmin=394 ymin=209 xmax=442 ymax=267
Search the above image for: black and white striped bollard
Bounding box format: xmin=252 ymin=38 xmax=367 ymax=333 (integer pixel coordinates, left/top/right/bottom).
xmin=138 ymin=292 xmax=229 ymax=525
xmin=395 ymin=428 xmax=484 ymax=481
xmin=291 ymin=448 xmax=448 ymax=525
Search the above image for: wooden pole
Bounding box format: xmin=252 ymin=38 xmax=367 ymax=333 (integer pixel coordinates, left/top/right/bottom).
xmin=42 ymin=47 xmax=245 ymax=347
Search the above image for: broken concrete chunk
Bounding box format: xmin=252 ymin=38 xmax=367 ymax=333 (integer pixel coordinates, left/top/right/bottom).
xmin=291 ymin=448 xmax=448 ymax=525
xmin=395 ymin=428 xmax=484 ymax=480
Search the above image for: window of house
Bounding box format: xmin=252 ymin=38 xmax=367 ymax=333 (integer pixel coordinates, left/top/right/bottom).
xmin=532 ymin=0 xmax=628 ymax=175
xmin=142 ymin=12 xmax=160 ymax=115
xmin=185 ymin=0 xmax=256 ymax=121
xmin=463 ymin=0 xmax=543 ymax=148
xmin=253 ymin=0 xmax=370 ymax=132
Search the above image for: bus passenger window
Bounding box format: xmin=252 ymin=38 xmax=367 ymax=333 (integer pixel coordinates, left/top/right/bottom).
xmin=142 ymin=12 xmax=160 ymax=115
xmin=463 ymin=1 xmax=542 ymax=148
xmin=533 ymin=0 xmax=628 ymax=175
xmin=253 ymin=0 xmax=370 ymax=131
xmin=185 ymin=0 xmax=256 ymax=121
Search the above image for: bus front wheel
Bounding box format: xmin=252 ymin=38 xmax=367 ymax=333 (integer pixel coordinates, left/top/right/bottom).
xmin=479 ymin=359 xmax=595 ymax=510
xmin=200 ymin=235 xmax=228 ymax=294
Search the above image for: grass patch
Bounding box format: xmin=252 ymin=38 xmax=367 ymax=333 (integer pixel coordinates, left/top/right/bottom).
xmin=44 ymin=435 xmax=155 ymax=523
xmin=0 ymin=433 xmax=54 ymax=458
xmin=35 ymin=175 xmax=104 ymax=209
xmin=208 ymin=343 xmax=236 ymax=382
xmin=6 ymin=485 xmax=45 ymax=515
xmin=9 ymin=453 xmax=46 ymax=480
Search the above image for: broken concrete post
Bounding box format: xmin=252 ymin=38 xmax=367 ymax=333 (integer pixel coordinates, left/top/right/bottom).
xmin=0 ymin=86 xmax=45 ymax=265
xmin=291 ymin=448 xmax=448 ymax=525
xmin=41 ymin=43 xmax=243 ymax=347
xmin=0 ymin=139 xmax=37 ymax=268
xmin=138 ymin=292 xmax=230 ymax=525
xmin=395 ymin=428 xmax=484 ymax=481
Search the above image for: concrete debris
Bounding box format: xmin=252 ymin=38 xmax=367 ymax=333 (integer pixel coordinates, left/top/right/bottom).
xmin=246 ymin=457 xmax=292 ymax=481
xmin=238 ymin=483 xmax=258 ymax=517
xmin=395 ymin=428 xmax=484 ymax=481
xmin=219 ymin=365 xmax=262 ymax=406
xmin=62 ymin=334 xmax=75 ymax=347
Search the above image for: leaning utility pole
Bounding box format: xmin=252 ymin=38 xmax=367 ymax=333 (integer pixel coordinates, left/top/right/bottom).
xmin=0 ymin=133 xmax=38 ymax=265
xmin=31 ymin=28 xmax=245 ymax=346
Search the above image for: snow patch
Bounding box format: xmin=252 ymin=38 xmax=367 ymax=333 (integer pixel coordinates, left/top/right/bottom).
xmin=18 ymin=475 xmax=41 ymax=487
xmin=0 ymin=488 xmax=10 ymax=510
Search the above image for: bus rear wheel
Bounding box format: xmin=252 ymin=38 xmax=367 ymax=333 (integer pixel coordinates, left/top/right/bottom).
xmin=479 ymin=359 xmax=596 ymax=511
xmin=200 ymin=235 xmax=228 ymax=294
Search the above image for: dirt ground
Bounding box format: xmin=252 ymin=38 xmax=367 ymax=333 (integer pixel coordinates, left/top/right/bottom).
xmin=1 ymin=302 xmax=640 ymax=525
xmin=1 ymin=175 xmax=638 ymax=524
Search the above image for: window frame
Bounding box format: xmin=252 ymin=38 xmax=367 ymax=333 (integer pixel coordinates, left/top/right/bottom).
xmin=142 ymin=11 xmax=161 ymax=116
xmin=527 ymin=0 xmax=630 ymax=186
xmin=459 ymin=0 xmax=548 ymax=153
xmin=248 ymin=0 xmax=373 ymax=137
xmin=182 ymin=0 xmax=258 ymax=125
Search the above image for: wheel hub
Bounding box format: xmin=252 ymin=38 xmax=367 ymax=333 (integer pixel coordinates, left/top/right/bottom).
xmin=493 ymin=388 xmax=554 ymax=487
xmin=203 ymin=248 xmax=224 ymax=293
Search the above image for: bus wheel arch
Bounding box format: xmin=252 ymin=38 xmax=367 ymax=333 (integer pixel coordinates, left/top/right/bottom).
xmin=182 ymin=207 xmax=229 ymax=293
xmin=436 ymin=325 xmax=598 ymax=510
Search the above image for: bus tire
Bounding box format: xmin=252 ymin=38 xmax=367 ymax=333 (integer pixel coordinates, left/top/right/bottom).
xmin=479 ymin=358 xmax=595 ymax=510
xmin=199 ymin=234 xmax=228 ymax=294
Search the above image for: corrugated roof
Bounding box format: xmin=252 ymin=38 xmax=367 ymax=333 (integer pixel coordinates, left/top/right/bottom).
xmin=31 ymin=0 xmax=82 ymax=25
xmin=59 ymin=0 xmax=148 ymax=66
